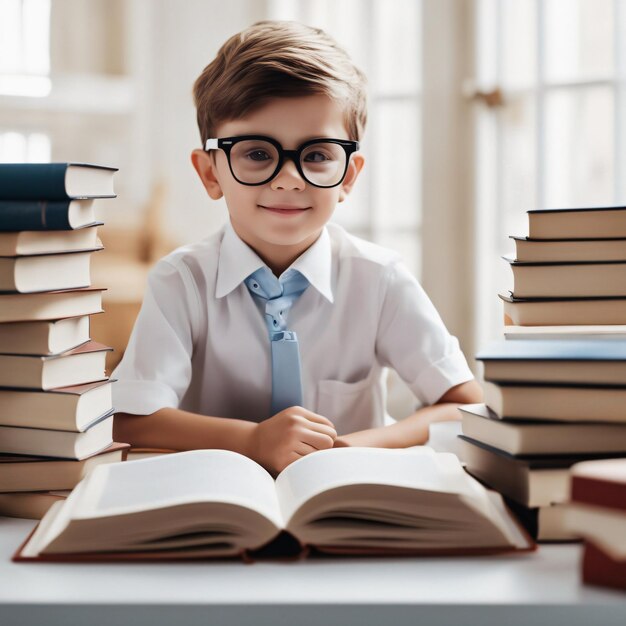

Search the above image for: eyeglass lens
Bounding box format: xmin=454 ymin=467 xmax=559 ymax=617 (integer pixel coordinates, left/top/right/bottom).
xmin=229 ymin=140 xmax=347 ymax=186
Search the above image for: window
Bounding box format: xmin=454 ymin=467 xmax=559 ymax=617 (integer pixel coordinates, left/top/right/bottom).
xmin=0 ymin=0 xmax=51 ymax=97
xmin=0 ymin=0 xmax=51 ymax=162
xmin=0 ymin=131 xmax=50 ymax=162
xmin=473 ymin=0 xmax=623 ymax=348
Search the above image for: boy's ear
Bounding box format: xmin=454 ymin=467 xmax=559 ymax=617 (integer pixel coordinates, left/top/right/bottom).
xmin=337 ymin=154 xmax=365 ymax=202
xmin=190 ymin=149 xmax=224 ymax=200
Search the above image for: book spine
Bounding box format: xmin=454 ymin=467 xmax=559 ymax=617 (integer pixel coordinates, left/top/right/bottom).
xmin=0 ymin=164 xmax=71 ymax=200
xmin=582 ymin=541 xmax=626 ymax=590
xmin=0 ymin=200 xmax=72 ymax=230
xmin=571 ymin=476 xmax=626 ymax=512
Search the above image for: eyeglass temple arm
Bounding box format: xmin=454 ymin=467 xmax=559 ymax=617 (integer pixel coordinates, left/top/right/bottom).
xmin=204 ymin=138 xmax=218 ymax=150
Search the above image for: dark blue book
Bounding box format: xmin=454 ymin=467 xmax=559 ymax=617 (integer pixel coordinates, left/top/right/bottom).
xmin=476 ymin=338 xmax=626 ymax=386
xmin=477 ymin=338 xmax=626 ymax=362
xmin=0 ymin=163 xmax=117 ymax=201
xmin=0 ymin=199 xmax=98 ymax=231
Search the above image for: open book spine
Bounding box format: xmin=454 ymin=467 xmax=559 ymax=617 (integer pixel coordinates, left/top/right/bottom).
xmin=241 ymin=530 xmax=310 ymax=563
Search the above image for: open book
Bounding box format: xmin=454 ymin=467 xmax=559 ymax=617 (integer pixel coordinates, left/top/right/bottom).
xmin=14 ymin=447 xmax=534 ymax=562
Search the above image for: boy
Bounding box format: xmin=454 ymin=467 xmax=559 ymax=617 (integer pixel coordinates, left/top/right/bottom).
xmin=112 ymin=20 xmax=482 ymax=477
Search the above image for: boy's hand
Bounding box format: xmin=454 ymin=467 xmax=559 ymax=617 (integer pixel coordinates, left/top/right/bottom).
xmin=332 ymin=435 xmax=353 ymax=447
xmin=247 ymin=407 xmax=337 ymax=476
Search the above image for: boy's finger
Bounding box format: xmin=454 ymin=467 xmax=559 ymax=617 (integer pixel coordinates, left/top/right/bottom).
xmin=306 ymin=422 xmax=337 ymax=440
xmin=295 ymin=441 xmax=319 ymax=456
xmin=299 ymin=409 xmax=335 ymax=428
xmin=300 ymin=429 xmax=335 ymax=451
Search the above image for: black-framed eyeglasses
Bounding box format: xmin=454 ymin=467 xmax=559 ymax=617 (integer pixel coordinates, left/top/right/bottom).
xmin=204 ymin=135 xmax=359 ymax=188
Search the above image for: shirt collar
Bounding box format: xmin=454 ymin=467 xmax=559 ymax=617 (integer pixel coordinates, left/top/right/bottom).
xmin=215 ymin=221 xmax=334 ymax=303
xmin=288 ymin=226 xmax=334 ymax=303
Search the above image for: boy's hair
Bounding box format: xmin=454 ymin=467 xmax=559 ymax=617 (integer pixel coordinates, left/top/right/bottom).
xmin=193 ymin=20 xmax=368 ymax=145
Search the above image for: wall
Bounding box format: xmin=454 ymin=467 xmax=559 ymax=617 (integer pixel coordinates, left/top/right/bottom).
xmin=147 ymin=0 xmax=267 ymax=245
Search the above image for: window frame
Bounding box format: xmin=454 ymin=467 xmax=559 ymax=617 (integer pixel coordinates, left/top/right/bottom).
xmin=473 ymin=0 xmax=625 ymax=353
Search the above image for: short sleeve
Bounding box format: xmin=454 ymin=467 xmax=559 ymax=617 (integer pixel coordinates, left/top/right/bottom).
xmin=375 ymin=261 xmax=474 ymax=406
xmin=111 ymin=258 xmax=200 ymax=415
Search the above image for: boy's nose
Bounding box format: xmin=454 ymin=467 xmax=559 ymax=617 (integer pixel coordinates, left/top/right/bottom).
xmin=270 ymin=158 xmax=305 ymax=190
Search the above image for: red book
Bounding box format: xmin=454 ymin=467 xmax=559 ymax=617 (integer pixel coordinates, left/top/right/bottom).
xmin=582 ymin=541 xmax=626 ymax=591
xmin=571 ymin=458 xmax=626 ymax=511
xmin=567 ymin=459 xmax=626 ymax=591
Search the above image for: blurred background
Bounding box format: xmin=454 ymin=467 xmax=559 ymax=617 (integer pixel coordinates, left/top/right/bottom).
xmin=0 ymin=0 xmax=621 ymax=417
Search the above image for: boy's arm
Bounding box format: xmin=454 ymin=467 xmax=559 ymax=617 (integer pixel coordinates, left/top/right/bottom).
xmin=113 ymin=408 xmax=256 ymax=456
xmin=333 ymin=380 xmax=483 ymax=448
xmin=113 ymin=406 xmax=337 ymax=476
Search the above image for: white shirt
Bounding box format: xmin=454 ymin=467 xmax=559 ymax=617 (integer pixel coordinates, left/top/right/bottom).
xmin=112 ymin=221 xmax=474 ymax=435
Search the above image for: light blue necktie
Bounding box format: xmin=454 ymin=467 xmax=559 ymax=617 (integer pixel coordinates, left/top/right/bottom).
xmin=245 ymin=266 xmax=309 ymax=415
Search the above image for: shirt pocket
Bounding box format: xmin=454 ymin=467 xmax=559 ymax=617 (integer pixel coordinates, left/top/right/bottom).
xmin=316 ymin=368 xmax=383 ymax=436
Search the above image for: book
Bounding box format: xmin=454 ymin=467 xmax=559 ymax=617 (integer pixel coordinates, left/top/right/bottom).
xmin=0 ymin=490 xmax=71 ymax=520
xmin=484 ymin=381 xmax=626 ymax=423
xmin=569 ymin=458 xmax=626 ymax=511
xmin=527 ymin=206 xmax=626 ymax=240
xmin=0 ymin=248 xmax=101 ymax=293
xmin=461 ymin=436 xmax=570 ymax=507
xmin=565 ymin=459 xmax=626 ymax=590
xmin=459 ymin=435 xmax=626 ymax=507
xmin=0 ymin=199 xmax=98 ymax=231
xmin=0 ymin=315 xmax=91 ymax=355
xmin=0 ymin=442 xmax=129 ymax=492
xmin=500 ymin=293 xmax=626 ymax=326
xmin=126 ymin=447 xmax=176 ymax=461
xmin=0 ymin=340 xmax=110 ymax=389
xmin=503 ymin=498 xmax=577 ymax=542
xmin=504 ymin=325 xmax=626 ymax=340
xmin=459 ymin=404 xmax=626 ymax=455
xmin=13 ymin=447 xmax=535 ymax=562
xmin=0 ymin=412 xmax=113 ymax=459
xmin=581 ymin=541 xmax=626 ymax=591
xmin=425 ymin=420 xmax=465 ymax=458
xmin=505 ymin=257 xmax=626 ymax=298
xmin=0 ymin=224 xmax=101 ymax=255
xmin=477 ymin=338 xmax=626 ymax=385
xmin=0 ymin=163 xmax=117 ymax=200
xmin=0 ymin=287 xmax=104 ymax=323
xmin=510 ymin=235 xmax=626 ymax=263
xmin=564 ymin=505 xmax=626 ymax=559
xmin=0 ymin=380 xmax=113 ymax=431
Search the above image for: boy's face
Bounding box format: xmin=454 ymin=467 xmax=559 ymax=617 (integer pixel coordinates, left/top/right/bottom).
xmin=191 ymin=94 xmax=365 ymax=269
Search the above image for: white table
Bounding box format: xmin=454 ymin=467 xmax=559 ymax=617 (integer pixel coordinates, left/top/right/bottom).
xmin=1 ymin=517 xmax=625 ymax=626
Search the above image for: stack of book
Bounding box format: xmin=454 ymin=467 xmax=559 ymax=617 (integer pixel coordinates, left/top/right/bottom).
xmin=0 ymin=163 xmax=129 ymax=519
xmin=461 ymin=339 xmax=626 ymax=541
xmin=564 ymin=458 xmax=626 ymax=591
xmin=501 ymin=205 xmax=626 ymax=336
xmin=463 ymin=204 xmax=626 ymax=541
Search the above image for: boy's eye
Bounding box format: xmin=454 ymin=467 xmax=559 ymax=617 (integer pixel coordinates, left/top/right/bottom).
xmin=246 ymin=150 xmax=272 ymax=162
xmin=304 ymin=151 xmax=331 ymax=163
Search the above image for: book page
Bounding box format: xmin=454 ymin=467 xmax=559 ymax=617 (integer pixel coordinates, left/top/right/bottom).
xmin=275 ymin=447 xmax=473 ymax=525
xmin=74 ymin=449 xmax=283 ymax=527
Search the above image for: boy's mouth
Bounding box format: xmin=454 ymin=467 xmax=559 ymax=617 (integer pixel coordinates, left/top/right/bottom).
xmin=258 ymin=204 xmax=311 ymax=215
